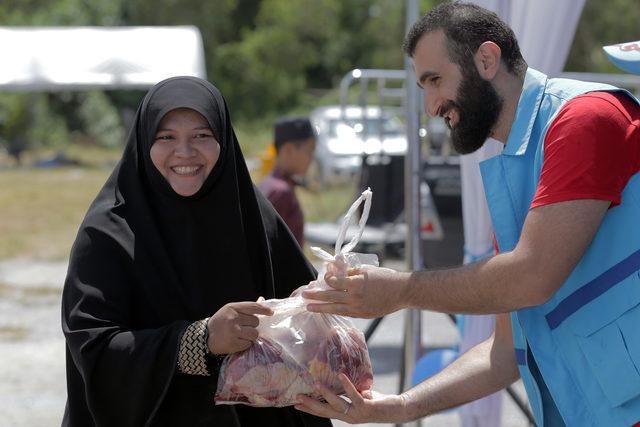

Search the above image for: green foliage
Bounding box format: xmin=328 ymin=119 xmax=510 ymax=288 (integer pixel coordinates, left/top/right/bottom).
xmin=211 ymin=0 xmax=412 ymax=119
xmin=28 ymin=94 xmax=70 ymax=148
xmin=0 ymin=94 xmax=33 ymax=159
xmin=214 ymin=0 xmax=340 ymax=118
xmin=0 ymin=0 xmax=124 ymax=25
xmin=234 ymin=117 xmax=273 ymax=157
xmin=77 ymin=91 xmax=124 ymax=147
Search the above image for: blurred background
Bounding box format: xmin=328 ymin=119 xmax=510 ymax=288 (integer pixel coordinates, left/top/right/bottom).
xmin=1 ymin=0 xmax=639 ymax=425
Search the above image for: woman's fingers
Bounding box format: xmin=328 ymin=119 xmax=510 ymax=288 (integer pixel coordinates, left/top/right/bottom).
xmin=237 ymin=313 xmax=259 ymax=327
xmin=238 ymin=325 xmax=259 ymax=342
xmin=232 ymin=339 xmax=252 ymax=353
xmin=233 ymin=301 xmax=273 ymax=316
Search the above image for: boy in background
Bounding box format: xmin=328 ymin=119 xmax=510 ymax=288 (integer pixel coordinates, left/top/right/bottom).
xmin=259 ymin=116 xmax=316 ymax=247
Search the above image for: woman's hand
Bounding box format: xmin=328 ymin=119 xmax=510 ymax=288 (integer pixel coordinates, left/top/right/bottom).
xmin=295 ymin=373 xmax=407 ymax=424
xmin=207 ymin=300 xmax=273 ymax=355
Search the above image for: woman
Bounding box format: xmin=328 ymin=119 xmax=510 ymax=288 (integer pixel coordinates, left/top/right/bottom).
xmin=61 ymin=76 xmax=331 ymax=427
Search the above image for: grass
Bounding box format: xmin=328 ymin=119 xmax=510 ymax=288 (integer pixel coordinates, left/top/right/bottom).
xmin=296 ymin=184 xmax=355 ymax=223
xmin=0 ymin=147 xmax=357 ymax=261
xmin=0 ymin=167 xmax=111 ymax=260
xmin=234 ymin=118 xmax=274 ymax=158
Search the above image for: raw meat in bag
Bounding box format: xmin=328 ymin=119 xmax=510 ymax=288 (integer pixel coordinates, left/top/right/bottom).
xmin=215 ymin=189 xmax=377 ymax=407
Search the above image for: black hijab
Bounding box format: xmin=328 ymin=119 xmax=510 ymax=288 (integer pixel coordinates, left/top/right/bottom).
xmin=61 ymin=77 xmax=329 ymax=427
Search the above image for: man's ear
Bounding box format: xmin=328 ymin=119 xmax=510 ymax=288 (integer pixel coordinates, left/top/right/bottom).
xmin=474 ymin=41 xmax=501 ymax=80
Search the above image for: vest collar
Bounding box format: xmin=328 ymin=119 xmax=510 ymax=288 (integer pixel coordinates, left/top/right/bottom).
xmin=504 ymin=68 xmax=548 ymax=156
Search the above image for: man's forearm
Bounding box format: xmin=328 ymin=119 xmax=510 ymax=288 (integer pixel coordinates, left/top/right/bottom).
xmin=399 ymin=335 xmax=519 ymax=422
xmin=399 ymin=200 xmax=610 ymax=315
xmin=402 ymin=250 xmax=540 ymax=314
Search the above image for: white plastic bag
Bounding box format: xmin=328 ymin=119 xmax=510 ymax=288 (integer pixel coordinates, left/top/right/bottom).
xmin=214 ymin=189 xmax=377 ymax=407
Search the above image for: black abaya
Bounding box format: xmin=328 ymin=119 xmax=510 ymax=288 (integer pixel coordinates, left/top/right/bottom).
xmin=61 ymin=77 xmax=330 ymax=427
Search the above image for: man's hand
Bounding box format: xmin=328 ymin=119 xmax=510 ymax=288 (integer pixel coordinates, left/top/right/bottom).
xmin=207 ymin=301 xmax=273 ymax=354
xmin=302 ymin=265 xmax=411 ymax=319
xmin=295 ymin=373 xmax=407 ymax=424
xmin=296 ymin=315 xmax=519 ymax=424
xmin=289 ymin=282 xmax=316 ymax=297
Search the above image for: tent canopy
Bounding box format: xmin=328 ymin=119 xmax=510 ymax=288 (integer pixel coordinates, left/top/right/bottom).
xmin=0 ymin=26 xmax=206 ymax=91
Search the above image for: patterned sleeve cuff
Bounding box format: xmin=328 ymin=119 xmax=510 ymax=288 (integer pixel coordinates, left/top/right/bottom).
xmin=177 ymin=318 xmax=210 ymax=376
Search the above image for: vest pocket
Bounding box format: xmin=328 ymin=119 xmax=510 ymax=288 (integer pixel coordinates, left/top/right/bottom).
xmin=572 ymin=272 xmax=640 ymax=407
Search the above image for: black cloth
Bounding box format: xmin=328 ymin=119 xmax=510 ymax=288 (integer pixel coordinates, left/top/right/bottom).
xmin=61 ymin=76 xmax=329 ymax=427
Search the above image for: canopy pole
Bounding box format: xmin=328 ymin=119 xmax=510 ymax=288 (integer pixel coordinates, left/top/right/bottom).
xmin=400 ymin=1 xmax=423 ymax=426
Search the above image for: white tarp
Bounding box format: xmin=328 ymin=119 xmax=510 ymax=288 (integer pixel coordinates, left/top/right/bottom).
xmin=0 ymin=26 xmax=206 ymax=91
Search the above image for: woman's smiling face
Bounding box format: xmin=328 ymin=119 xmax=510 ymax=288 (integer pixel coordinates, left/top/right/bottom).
xmin=150 ymin=108 xmax=221 ymax=196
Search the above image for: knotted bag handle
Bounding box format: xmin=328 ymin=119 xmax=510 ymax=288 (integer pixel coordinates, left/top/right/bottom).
xmin=310 ymin=188 xmax=372 ymax=262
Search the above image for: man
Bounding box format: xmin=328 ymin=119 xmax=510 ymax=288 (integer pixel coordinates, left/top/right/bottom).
xmin=294 ymin=2 xmax=640 ymax=426
xmin=259 ymin=116 xmax=316 ymax=246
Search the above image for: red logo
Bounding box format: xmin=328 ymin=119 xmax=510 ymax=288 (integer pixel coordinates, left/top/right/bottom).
xmin=619 ymin=43 xmax=640 ymax=53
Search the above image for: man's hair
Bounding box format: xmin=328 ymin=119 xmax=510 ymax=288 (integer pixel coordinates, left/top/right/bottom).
xmin=402 ymin=1 xmax=527 ymax=77
xmin=273 ymin=116 xmax=315 ymax=152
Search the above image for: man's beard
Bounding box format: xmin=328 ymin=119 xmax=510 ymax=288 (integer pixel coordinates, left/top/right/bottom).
xmin=442 ymin=67 xmax=503 ymax=155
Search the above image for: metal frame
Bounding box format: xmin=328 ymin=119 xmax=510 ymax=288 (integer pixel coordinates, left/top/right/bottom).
xmin=401 ymin=4 xmax=423 ymax=427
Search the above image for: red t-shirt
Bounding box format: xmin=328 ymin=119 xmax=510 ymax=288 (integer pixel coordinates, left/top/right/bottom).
xmin=259 ymin=168 xmax=305 ymax=246
xmin=531 ymin=91 xmax=640 ymax=209
xmin=493 ymin=91 xmax=639 ymax=253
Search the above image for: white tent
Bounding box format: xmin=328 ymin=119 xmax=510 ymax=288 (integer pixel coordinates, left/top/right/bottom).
xmin=0 ymin=26 xmax=206 ymax=91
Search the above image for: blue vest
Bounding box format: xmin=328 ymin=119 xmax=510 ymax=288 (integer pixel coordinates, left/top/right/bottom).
xmin=480 ymin=68 xmax=640 ymax=426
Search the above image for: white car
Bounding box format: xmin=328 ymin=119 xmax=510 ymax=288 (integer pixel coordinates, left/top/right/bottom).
xmin=309 ymin=105 xmax=407 ymax=186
